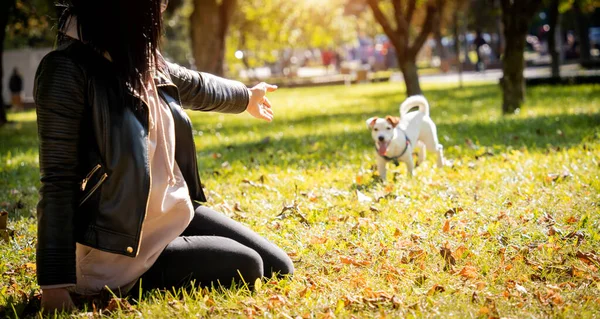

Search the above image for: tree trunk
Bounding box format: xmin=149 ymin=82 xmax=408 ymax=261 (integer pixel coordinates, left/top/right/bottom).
xmin=499 ymin=0 xmax=541 ymax=114
xmin=399 ymin=58 xmax=422 ymax=96
xmin=494 ymin=0 xmax=504 ymax=60
xmin=573 ymin=0 xmax=591 ymax=63
xmin=547 ymin=0 xmax=560 ymax=78
xmin=0 ymin=0 xmax=14 ymax=125
xmin=453 ymin=11 xmax=463 ymax=88
xmin=501 ymin=29 xmax=526 ymax=114
xmin=189 ymin=0 xmax=235 ymax=76
xmin=434 ymin=29 xmax=446 ymax=59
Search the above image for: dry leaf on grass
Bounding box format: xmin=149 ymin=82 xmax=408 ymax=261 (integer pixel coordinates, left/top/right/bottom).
xmin=439 ymin=245 xmax=456 ymax=270
xmin=577 ymin=251 xmax=600 ymax=266
xmin=427 ymin=284 xmax=445 ymax=295
xmin=340 ymin=256 xmax=371 ymax=267
xmin=565 ymin=216 xmax=579 ymax=224
xmin=459 ymin=265 xmax=478 ymax=279
xmin=356 ymin=190 xmax=372 ymax=203
xmin=442 ymin=219 xmax=450 ymax=233
xmin=443 ymin=207 xmax=463 ymax=218
xmin=310 ymin=236 xmax=328 ymax=244
xmin=0 ymin=211 xmax=15 ymax=243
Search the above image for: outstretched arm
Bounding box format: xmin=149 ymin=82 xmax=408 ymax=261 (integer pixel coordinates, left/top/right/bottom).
xmin=165 ymin=61 xmax=250 ymax=113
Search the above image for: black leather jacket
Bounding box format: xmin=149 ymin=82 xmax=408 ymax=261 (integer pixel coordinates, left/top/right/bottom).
xmin=34 ymin=39 xmax=249 ymax=286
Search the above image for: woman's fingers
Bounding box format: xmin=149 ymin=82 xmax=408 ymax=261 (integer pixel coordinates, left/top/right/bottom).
xmin=255 ymin=82 xmax=277 ymax=93
xmin=263 ymin=97 xmax=272 ymax=108
xmin=264 ymin=106 xmax=274 ymax=116
xmin=265 ymin=84 xmax=278 ymax=92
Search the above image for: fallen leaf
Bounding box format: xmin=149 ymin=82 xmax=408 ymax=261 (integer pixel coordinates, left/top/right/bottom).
xmin=340 ymin=256 xmax=371 ymax=267
xmin=459 ymin=265 xmax=478 ymax=279
xmin=515 ymin=283 xmax=528 ymax=295
xmin=577 ymin=251 xmax=600 ymax=266
xmin=453 ymin=245 xmax=468 ymax=260
xmin=565 ymin=216 xmax=579 ymax=224
xmin=442 ymin=219 xmax=450 ymax=233
xmin=443 ymin=207 xmax=463 ymax=218
xmin=232 ymin=202 xmax=248 ymax=219
xmin=439 ymin=246 xmax=456 ymax=269
xmin=105 ymin=298 xmax=135 ymax=313
xmin=356 ymin=190 xmax=372 ymax=203
xmin=427 ymin=284 xmax=445 ymax=295
xmin=563 ymin=231 xmax=585 ymax=245
xmin=310 ymin=236 xmax=328 ymax=244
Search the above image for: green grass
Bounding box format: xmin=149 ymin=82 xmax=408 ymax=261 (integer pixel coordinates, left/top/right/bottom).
xmin=1 ymin=82 xmax=600 ymax=318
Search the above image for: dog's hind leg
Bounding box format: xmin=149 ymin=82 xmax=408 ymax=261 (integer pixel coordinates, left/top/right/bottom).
xmin=416 ymin=141 xmax=426 ymax=167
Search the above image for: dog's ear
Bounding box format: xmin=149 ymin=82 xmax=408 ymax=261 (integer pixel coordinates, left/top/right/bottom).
xmin=385 ymin=116 xmax=400 ymax=127
xmin=366 ymin=117 xmax=378 ymax=129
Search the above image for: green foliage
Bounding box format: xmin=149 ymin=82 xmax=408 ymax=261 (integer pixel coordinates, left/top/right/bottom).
xmin=1 ymin=82 xmax=599 ymax=317
xmin=225 ymin=0 xmax=356 ymax=71
xmin=4 ymin=0 xmax=56 ymax=49
xmin=161 ymin=0 xmax=195 ymax=67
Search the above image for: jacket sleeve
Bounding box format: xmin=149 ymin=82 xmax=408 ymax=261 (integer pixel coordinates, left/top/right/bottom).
xmin=165 ymin=61 xmax=249 ymax=114
xmin=34 ymin=51 xmax=86 ymax=286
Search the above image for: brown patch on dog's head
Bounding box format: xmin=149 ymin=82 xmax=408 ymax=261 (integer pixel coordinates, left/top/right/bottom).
xmin=366 ymin=117 xmax=378 ymax=129
xmin=385 ymin=116 xmax=400 ymax=128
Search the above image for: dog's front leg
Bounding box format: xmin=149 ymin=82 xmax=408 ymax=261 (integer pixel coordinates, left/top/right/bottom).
xmin=376 ymin=155 xmax=387 ymax=182
xmin=436 ymin=144 xmax=444 ymax=167
xmin=405 ymin=158 xmax=415 ymax=177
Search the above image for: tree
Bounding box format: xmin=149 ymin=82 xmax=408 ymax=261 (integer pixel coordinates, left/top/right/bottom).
xmin=189 ymin=0 xmax=236 ymax=75
xmin=0 ymin=0 xmax=14 ymax=125
xmin=366 ymin=0 xmax=447 ymax=96
xmin=1 ymin=0 xmax=56 ymax=125
xmin=499 ymin=0 xmax=542 ymax=114
xmin=547 ymin=0 xmax=561 ymax=78
xmin=571 ymin=0 xmax=600 ymax=66
xmin=226 ymin=0 xmax=354 ymax=78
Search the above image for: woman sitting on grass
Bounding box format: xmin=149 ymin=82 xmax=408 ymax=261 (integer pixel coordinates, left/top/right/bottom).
xmin=35 ymin=0 xmax=293 ymax=313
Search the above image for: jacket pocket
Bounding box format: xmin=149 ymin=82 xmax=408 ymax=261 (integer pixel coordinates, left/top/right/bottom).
xmin=79 ymin=164 xmax=108 ymax=206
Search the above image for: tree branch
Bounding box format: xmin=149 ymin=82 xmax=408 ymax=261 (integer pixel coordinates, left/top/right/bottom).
xmin=221 ymin=0 xmax=237 ymax=27
xmin=391 ymin=0 xmax=403 ymax=27
xmin=408 ymin=1 xmax=440 ymax=59
xmin=499 ymin=0 xmax=511 ymax=14
xmin=366 ymin=0 xmax=401 ymax=48
xmin=406 ymin=0 xmax=416 ymax=24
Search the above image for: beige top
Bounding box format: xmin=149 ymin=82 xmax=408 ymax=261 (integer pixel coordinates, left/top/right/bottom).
xmin=70 ymin=76 xmax=195 ymax=295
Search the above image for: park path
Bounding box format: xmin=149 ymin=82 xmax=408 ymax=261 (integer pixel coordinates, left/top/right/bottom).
xmin=415 ymin=63 xmax=600 ymax=84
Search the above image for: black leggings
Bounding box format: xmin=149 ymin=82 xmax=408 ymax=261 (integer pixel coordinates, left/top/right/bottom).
xmin=136 ymin=206 xmax=294 ymax=291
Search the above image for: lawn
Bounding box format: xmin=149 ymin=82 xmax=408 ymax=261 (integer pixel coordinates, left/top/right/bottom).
xmin=1 ymin=82 xmax=599 ymax=318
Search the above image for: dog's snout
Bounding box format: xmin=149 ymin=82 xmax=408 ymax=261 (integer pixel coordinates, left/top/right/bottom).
xmin=378 ymin=136 xmax=384 ymax=142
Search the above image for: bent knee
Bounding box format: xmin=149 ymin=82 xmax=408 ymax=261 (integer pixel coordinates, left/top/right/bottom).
xmin=235 ymin=247 xmax=264 ymax=284
xmin=271 ymin=253 xmax=295 ymax=278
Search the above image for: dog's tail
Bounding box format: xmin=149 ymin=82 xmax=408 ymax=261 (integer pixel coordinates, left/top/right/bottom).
xmin=400 ymin=95 xmax=429 ymax=117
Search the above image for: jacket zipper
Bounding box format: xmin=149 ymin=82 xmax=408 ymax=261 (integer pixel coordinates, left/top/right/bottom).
xmin=79 ymin=173 xmax=107 ymax=206
xmin=81 ymin=164 xmax=102 ymax=191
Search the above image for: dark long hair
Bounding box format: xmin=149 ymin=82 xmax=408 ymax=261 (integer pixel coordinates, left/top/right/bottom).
xmin=58 ymin=0 xmax=163 ymax=96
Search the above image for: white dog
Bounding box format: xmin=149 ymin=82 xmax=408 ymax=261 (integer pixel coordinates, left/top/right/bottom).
xmin=366 ymin=95 xmax=444 ymax=179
